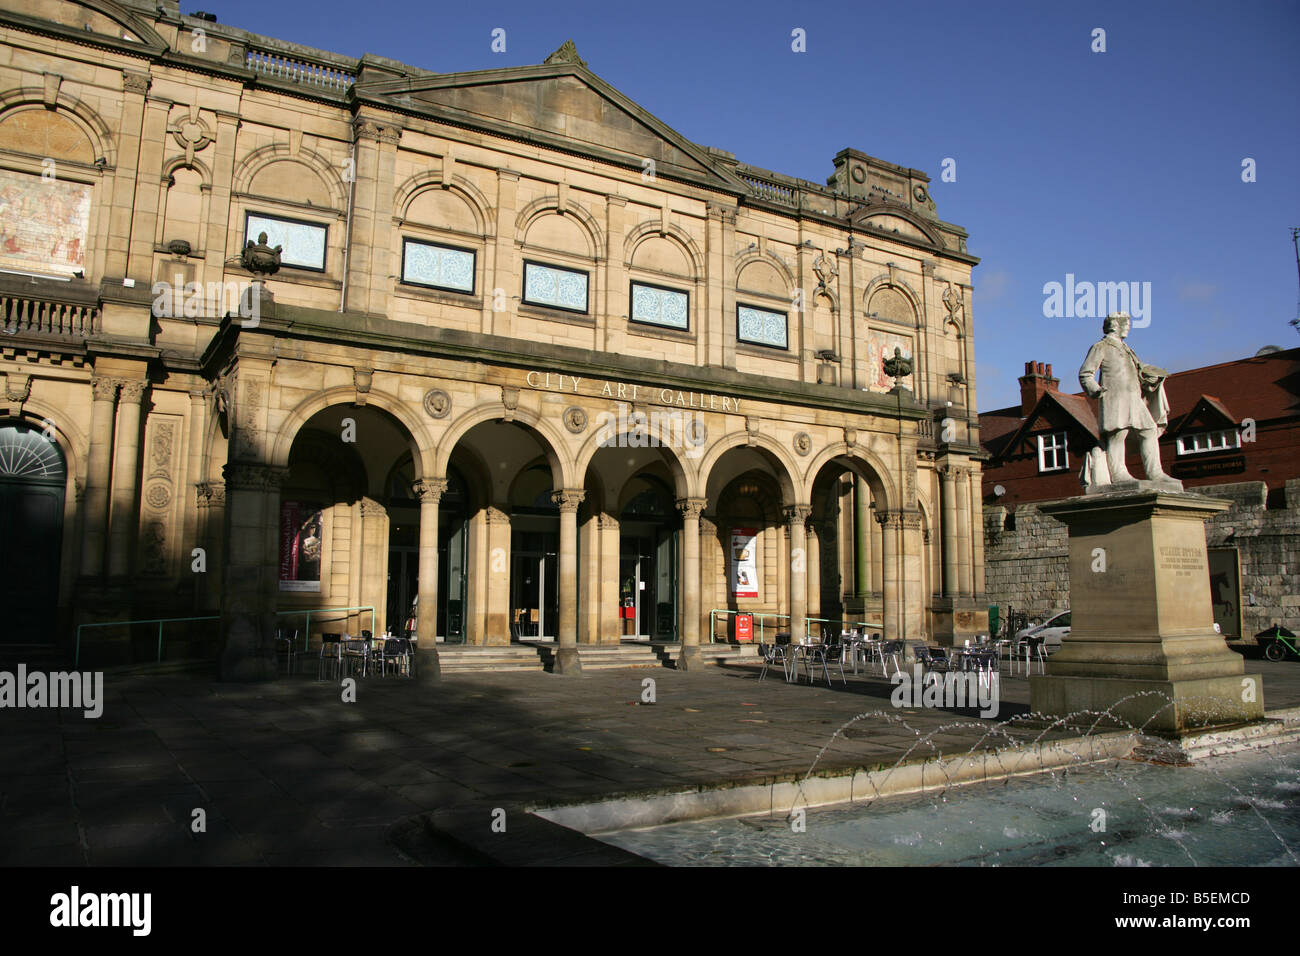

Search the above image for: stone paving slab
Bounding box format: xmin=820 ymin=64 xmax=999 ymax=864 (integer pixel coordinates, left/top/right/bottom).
xmin=0 ymin=657 xmax=1294 ymax=866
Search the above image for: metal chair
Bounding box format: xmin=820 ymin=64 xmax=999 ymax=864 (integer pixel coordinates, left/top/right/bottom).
xmin=804 ymin=639 xmax=846 ymax=686
xmin=758 ymin=642 xmax=792 ymax=682
xmin=1023 ymin=635 xmax=1046 ymax=675
xmin=318 ymin=633 xmax=343 ymax=681
xmin=275 ymin=626 xmax=300 ymax=675
xmin=377 ymin=637 xmax=411 ymax=677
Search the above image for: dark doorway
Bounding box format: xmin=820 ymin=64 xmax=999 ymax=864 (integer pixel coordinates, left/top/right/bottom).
xmin=0 ymin=422 xmax=65 ymax=643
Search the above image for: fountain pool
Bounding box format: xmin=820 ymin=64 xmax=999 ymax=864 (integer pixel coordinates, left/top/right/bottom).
xmin=597 ymin=743 xmax=1300 ymax=866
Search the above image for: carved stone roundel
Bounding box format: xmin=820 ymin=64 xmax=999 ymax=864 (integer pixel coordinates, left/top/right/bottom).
xmin=793 ymin=432 xmax=812 ymax=457
xmin=423 ymin=388 xmax=451 ymax=419
xmin=145 ymin=482 xmax=171 ymax=510
xmin=563 ymin=406 xmax=587 ymax=433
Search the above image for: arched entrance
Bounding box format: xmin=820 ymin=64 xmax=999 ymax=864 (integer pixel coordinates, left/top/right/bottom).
xmin=0 ymin=422 xmax=66 ymax=642
xmin=618 ymin=474 xmax=678 ymax=640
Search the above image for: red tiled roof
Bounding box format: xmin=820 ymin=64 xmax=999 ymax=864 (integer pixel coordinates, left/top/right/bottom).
xmin=980 ymin=346 xmax=1300 ymax=453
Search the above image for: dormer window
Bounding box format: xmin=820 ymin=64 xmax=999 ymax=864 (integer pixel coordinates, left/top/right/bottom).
xmin=1037 ymin=431 xmax=1069 ymax=472
xmin=1176 ymin=428 xmax=1240 ymax=455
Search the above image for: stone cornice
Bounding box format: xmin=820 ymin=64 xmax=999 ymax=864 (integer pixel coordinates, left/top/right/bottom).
xmin=200 ymin=306 xmax=928 ymax=422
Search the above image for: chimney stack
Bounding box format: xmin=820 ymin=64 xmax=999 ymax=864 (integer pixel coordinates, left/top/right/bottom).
xmin=1018 ymin=360 xmax=1059 ymax=415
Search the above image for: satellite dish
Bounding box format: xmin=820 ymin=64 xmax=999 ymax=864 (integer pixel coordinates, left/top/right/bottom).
xmin=993 ymin=485 xmax=1006 ymax=497
xmin=1255 ymin=345 xmax=1282 ymax=356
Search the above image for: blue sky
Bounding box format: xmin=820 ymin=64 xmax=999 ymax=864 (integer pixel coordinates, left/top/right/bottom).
xmin=209 ymin=0 xmax=1300 ymax=411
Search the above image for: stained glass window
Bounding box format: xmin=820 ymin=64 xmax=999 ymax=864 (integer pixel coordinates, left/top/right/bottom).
xmin=402 ymin=239 xmax=475 ymax=293
xmin=630 ymin=282 xmax=689 ymax=331
xmin=737 ymin=304 xmax=788 ymax=349
xmin=245 ymin=213 xmax=327 ymax=271
xmin=523 ymin=261 xmax=588 ymax=313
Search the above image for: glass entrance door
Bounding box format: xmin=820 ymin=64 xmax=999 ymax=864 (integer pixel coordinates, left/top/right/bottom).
xmin=511 ymin=549 xmax=557 ymax=639
xmin=619 ymin=533 xmax=677 ymax=640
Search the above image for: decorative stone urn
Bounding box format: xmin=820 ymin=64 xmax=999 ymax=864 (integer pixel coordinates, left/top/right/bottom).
xmin=239 ymin=231 xmax=281 ymax=315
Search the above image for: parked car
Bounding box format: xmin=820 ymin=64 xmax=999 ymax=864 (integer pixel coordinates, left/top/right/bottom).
xmin=1016 ymin=610 xmax=1071 ymax=655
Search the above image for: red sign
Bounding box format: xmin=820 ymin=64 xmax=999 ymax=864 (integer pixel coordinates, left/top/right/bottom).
xmin=735 ymin=613 xmax=753 ymax=642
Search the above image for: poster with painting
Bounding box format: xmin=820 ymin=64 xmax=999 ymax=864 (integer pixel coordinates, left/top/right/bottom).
xmin=864 ymin=329 xmax=915 ymax=393
xmin=279 ymin=500 xmax=323 ymax=591
xmin=0 ymin=169 xmax=91 ymax=277
xmin=730 ymin=527 xmax=758 ymax=598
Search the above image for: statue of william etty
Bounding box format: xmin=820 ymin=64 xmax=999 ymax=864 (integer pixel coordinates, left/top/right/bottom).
xmin=1077 ymin=312 xmax=1183 ymax=493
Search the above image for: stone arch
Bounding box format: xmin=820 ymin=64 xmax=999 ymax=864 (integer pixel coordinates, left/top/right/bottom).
xmin=44 ymin=0 xmax=169 ymax=49
xmin=162 ymin=154 xmax=213 ymax=187
xmin=863 ymin=274 xmax=923 ymax=327
xmin=624 ymin=220 xmax=704 ymax=278
xmin=515 ymin=196 xmax=605 ymax=260
xmin=696 ymin=429 xmax=802 ymax=504
xmin=802 ymin=441 xmax=896 ymax=514
xmin=270 ymin=386 xmax=433 ymax=478
xmin=394 ymin=173 xmax=492 ymax=234
xmin=0 ymin=95 xmax=116 ymax=167
xmin=8 ymin=402 xmax=86 ymax=495
xmin=233 ymin=144 xmax=347 ymax=211
xmin=573 ymin=423 xmax=693 ymax=501
xmin=435 ymin=403 xmax=575 ymax=489
xmin=734 ymin=250 xmax=794 ymax=296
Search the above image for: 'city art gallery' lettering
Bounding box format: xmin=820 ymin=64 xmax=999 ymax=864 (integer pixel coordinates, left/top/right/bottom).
xmin=0 ymin=665 xmax=103 ymax=718
xmin=525 ymin=370 xmax=740 ymax=412
xmin=50 ymin=886 xmax=151 ymax=936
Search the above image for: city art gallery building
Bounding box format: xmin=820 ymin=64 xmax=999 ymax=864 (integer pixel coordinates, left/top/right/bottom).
xmin=0 ymin=0 xmax=988 ymax=677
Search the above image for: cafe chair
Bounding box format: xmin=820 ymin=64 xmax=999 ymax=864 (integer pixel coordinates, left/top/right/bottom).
xmin=318 ymin=633 xmax=343 ymax=681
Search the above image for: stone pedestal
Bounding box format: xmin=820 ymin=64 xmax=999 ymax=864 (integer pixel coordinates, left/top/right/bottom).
xmin=1031 ymin=491 xmax=1264 ymax=735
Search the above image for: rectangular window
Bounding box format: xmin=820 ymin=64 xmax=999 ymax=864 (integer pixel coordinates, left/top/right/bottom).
xmin=737 ymin=304 xmax=788 ymax=350
xmin=1176 ymin=429 xmax=1241 ymax=455
xmin=1037 ymin=431 xmax=1069 ymax=472
xmin=630 ymin=281 xmax=689 ymax=331
xmin=245 ymin=212 xmax=327 ymax=272
xmin=523 ymin=261 xmax=588 ymax=313
xmin=401 ymin=239 xmax=475 ymax=293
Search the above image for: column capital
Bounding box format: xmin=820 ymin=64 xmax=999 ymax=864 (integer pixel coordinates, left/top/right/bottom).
xmin=675 ymin=497 xmax=707 ymax=520
xmin=939 ymin=463 xmax=966 ymax=482
xmin=551 ymin=489 xmax=586 ymax=513
xmin=783 ymin=504 xmax=813 ymax=524
xmin=196 ymin=480 xmax=225 ymax=508
xmin=359 ymin=497 xmax=387 ymax=518
xmin=412 ymin=477 xmax=449 ymax=504
xmin=115 ymin=379 xmax=148 ymax=404
xmin=222 ymin=462 xmax=288 ymax=491
xmin=484 ymin=505 xmax=511 ymax=525
xmin=91 ymin=376 xmax=119 ymax=402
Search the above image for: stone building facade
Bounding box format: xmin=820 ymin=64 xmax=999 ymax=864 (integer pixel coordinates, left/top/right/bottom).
xmin=0 ymin=0 xmax=988 ymax=677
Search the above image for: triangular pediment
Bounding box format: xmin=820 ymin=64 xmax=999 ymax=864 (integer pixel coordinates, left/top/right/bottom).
xmin=1169 ymin=395 xmax=1236 ymax=437
xmin=357 ymin=63 xmax=748 ymax=191
xmin=997 ymin=392 xmax=1099 ymax=463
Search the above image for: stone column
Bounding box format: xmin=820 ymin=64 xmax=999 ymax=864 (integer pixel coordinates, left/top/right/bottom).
xmin=552 ymin=489 xmax=585 ymax=674
xmin=80 ymin=376 xmax=118 ymax=578
xmin=107 ymin=378 xmax=147 ymax=579
xmin=676 ymin=498 xmax=707 ymax=670
xmin=183 ymin=388 xmax=207 ymax=601
xmin=806 ymin=519 xmax=822 ymax=624
xmin=578 ymin=509 xmax=601 ymax=644
xmin=786 ymin=504 xmax=812 ymax=642
xmin=853 ymin=476 xmax=870 ymax=596
xmin=939 ymin=464 xmax=959 ymax=597
xmin=968 ymin=467 xmax=986 ymax=599
xmin=413 ymin=478 xmax=446 ymax=680
xmin=218 ymin=462 xmax=286 ymax=681
xmin=956 ymin=467 xmax=974 ymax=597
xmin=598 ymin=515 xmax=621 ymax=644
xmin=878 ymin=511 xmax=902 ymax=640
xmin=483 ymin=506 xmax=511 ymax=645
xmin=195 ymin=481 xmax=224 ymax=610
xmin=358 ymin=497 xmax=389 ymax=636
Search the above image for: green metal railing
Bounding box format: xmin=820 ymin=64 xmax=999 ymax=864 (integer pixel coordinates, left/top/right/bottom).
xmin=74 ymin=605 xmax=376 ymax=667
xmin=275 ymin=605 xmax=376 ymax=652
xmin=75 ymin=615 xmax=220 ymax=667
xmin=708 ymin=609 xmax=884 ymax=644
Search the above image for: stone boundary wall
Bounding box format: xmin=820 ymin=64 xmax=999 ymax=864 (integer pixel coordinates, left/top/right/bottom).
xmin=983 ymin=479 xmax=1300 ymax=639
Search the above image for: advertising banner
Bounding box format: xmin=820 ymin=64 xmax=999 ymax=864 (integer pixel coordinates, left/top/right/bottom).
xmin=279 ymin=501 xmax=322 ymax=592
xmin=730 ymin=527 xmax=758 ymax=598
